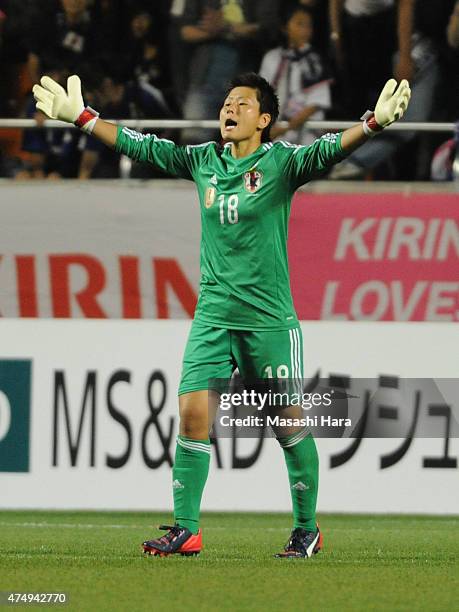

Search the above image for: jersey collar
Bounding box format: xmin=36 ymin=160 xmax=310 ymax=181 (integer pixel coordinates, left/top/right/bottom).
xmin=222 ymin=142 xmax=270 ymax=165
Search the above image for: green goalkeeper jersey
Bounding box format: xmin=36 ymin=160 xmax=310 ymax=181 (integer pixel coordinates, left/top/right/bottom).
xmin=115 ymin=128 xmax=346 ymax=330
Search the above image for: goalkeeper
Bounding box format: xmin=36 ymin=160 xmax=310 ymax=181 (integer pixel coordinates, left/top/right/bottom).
xmin=33 ymin=72 xmax=410 ymax=559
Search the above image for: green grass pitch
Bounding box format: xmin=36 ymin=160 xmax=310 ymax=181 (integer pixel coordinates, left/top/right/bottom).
xmin=0 ymin=511 xmax=457 ymax=611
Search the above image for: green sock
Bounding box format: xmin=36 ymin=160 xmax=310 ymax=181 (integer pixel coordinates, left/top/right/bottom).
xmin=278 ymin=430 xmax=318 ymax=532
xmin=172 ymin=435 xmax=210 ymax=534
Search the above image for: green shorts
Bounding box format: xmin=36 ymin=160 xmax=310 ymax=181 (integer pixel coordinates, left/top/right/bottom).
xmin=178 ymin=320 xmax=304 ymax=396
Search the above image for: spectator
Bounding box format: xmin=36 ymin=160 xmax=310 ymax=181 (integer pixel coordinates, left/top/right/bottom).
xmin=0 ymin=2 xmax=10 ymax=117
xmin=91 ymin=0 xmax=126 ymax=69
xmin=168 ymin=0 xmax=192 ymax=112
xmin=329 ymin=0 xmax=415 ymax=117
xmin=0 ymin=1 xmax=45 ymax=177
xmin=78 ymin=72 xmax=131 ymax=179
xmin=417 ymin=0 xmax=458 ymax=122
xmin=78 ymin=69 xmax=173 ymax=179
xmin=290 ymin=0 xmax=330 ymax=53
xmin=180 ymin=0 xmax=280 ymax=142
xmin=445 ymin=0 xmax=459 ymax=125
xmin=430 ymin=135 xmax=456 ymax=181
xmin=0 ymin=1 xmax=32 ymax=116
xmin=431 ymin=0 xmax=459 ymax=180
xmin=447 ymin=0 xmax=459 ymax=48
xmin=260 ymin=5 xmax=331 ymax=145
xmin=118 ymin=7 xmax=174 ymax=118
xmin=27 ymin=0 xmax=99 ymax=85
xmin=329 ymin=0 xmax=450 ymax=180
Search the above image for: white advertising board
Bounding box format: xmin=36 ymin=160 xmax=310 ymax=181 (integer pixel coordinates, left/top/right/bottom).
xmin=1 ymin=320 xmax=458 ymax=514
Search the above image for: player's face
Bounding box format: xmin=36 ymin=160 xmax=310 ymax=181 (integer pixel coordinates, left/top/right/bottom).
xmin=220 ymin=87 xmax=271 ymax=143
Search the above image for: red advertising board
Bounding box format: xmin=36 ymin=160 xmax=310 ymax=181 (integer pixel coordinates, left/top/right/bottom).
xmin=289 ymin=193 xmax=459 ymax=321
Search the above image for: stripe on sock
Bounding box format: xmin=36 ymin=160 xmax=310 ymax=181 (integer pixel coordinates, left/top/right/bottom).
xmin=177 ymin=437 xmax=211 ymax=455
xmin=177 ymin=438 xmax=210 ymax=453
xmin=279 ymin=427 xmax=309 ymax=448
xmin=177 ymin=440 xmax=211 ymax=455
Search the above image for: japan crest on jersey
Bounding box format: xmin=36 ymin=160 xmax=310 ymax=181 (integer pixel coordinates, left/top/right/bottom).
xmin=243 ymin=169 xmax=263 ymax=193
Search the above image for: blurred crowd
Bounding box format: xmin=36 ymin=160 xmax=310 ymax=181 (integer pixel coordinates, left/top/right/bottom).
xmin=0 ymin=0 xmax=457 ymax=180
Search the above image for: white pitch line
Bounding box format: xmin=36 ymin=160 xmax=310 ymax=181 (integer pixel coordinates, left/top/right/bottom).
xmin=0 ymin=522 xmax=146 ymax=529
xmin=1 ymin=521 xmax=454 ymax=531
xmin=0 ymin=522 xmax=289 ymax=531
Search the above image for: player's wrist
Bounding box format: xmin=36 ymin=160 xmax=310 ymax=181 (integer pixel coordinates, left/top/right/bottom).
xmin=360 ymin=110 xmax=384 ymax=138
xmin=74 ymin=106 xmax=100 ymax=134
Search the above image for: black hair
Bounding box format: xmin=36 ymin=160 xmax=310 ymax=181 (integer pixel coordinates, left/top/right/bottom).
xmin=225 ymin=72 xmax=279 ymax=142
xmin=282 ymin=4 xmax=314 ymax=26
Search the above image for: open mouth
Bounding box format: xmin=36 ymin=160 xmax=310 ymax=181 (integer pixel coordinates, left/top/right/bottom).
xmin=224 ymin=118 xmax=238 ymax=130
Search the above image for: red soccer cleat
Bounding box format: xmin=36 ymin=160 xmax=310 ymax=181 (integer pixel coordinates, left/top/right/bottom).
xmin=143 ymin=524 xmax=202 ymax=557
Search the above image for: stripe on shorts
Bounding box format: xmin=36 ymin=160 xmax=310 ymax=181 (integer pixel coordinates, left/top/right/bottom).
xmin=289 ymin=328 xmax=303 ymax=397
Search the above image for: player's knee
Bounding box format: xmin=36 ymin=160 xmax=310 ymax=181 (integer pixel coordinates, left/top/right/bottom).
xmin=180 ymin=421 xmax=207 ymax=439
xmin=179 ymin=410 xmax=208 ymax=438
xmin=179 ymin=393 xmax=209 ymax=439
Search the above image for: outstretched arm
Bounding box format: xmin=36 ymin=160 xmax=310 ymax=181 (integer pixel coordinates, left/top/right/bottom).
xmin=340 ymin=79 xmax=411 ymax=153
xmin=33 ymin=74 xmax=195 ymax=179
xmin=284 ymin=79 xmax=411 ymax=187
xmin=91 ymin=120 xmax=118 ymax=148
xmin=33 ymin=75 xmax=128 ymax=147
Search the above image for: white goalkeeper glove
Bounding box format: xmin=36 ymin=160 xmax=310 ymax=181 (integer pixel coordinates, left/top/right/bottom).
xmin=362 ymin=79 xmax=411 ymax=137
xmin=32 ymin=74 xmax=99 ymax=133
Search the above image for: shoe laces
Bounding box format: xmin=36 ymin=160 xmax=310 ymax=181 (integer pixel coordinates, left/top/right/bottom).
xmin=157 ymin=524 xmax=183 ymax=545
xmin=285 ymin=528 xmax=315 ymax=553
